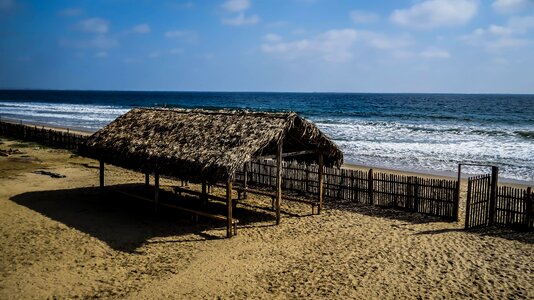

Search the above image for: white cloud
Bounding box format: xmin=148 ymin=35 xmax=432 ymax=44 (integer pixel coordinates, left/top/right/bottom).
xmin=492 ymin=0 xmax=534 ymax=14
xmin=350 ymin=10 xmax=379 ymax=23
xmin=390 ymin=0 xmax=478 ymax=29
xmin=132 ymin=24 xmax=150 ymax=34
xmin=222 ymin=0 xmax=250 ymax=12
xmin=221 ymin=0 xmax=259 ymax=26
xmin=261 ymin=28 xmax=412 ymax=63
xmin=390 ymin=50 xmax=416 ymax=59
xmin=421 ymin=48 xmax=451 ymax=59
xmin=58 ymin=8 xmax=83 ymax=17
xmin=95 ymin=51 xmax=108 ymax=58
xmin=164 ymin=30 xmax=198 ymax=43
xmin=461 ymin=17 xmax=534 ymax=51
xmin=508 ymin=15 xmax=534 ymax=33
xmin=222 ymin=12 xmax=259 ymax=26
xmin=292 ymin=28 xmax=307 ymax=35
xmin=264 ymin=33 xmax=282 ymax=42
xmin=76 ymin=18 xmax=109 ymax=34
xmin=148 ymin=51 xmax=161 ymax=58
xmin=60 ymin=35 xmax=119 ymax=49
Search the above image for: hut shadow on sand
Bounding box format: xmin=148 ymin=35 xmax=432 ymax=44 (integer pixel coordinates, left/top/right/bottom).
xmin=413 ymin=226 xmax=534 ymax=244
xmin=9 ymin=183 xmax=286 ymax=253
xmin=328 ymin=201 xmax=447 ymax=225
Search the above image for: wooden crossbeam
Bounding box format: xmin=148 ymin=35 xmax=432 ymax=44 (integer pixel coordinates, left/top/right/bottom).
xmin=276 ymin=141 xmax=282 ymax=225
xmin=258 ymin=149 xmax=319 ymax=160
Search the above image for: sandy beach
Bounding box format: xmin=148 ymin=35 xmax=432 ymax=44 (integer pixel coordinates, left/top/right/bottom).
xmin=0 ymin=136 xmax=533 ymax=299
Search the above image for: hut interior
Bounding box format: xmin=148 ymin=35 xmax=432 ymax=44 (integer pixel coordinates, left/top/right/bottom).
xmin=80 ymin=108 xmax=343 ymax=237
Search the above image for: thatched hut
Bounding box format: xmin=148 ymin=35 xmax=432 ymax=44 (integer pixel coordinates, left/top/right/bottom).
xmin=80 ymin=108 xmax=343 ymax=237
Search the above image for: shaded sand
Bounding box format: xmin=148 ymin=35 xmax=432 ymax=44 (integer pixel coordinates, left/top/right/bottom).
xmin=0 ymin=137 xmax=533 ymax=299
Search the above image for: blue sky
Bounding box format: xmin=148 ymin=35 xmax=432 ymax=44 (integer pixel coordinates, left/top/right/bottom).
xmin=1 ymin=0 xmax=533 ymax=93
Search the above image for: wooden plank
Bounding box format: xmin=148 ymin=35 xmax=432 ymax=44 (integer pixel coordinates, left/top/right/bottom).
xmin=489 ymin=166 xmax=499 ymax=226
xmin=99 ymin=161 xmax=105 ymax=190
xmin=258 ymin=149 xmax=319 ymax=160
xmin=173 ymin=186 xmax=226 ymax=203
xmin=202 ymin=181 xmax=208 ymax=206
xmin=465 ymin=179 xmax=472 ymax=229
xmin=276 ymin=141 xmax=282 ymax=224
xmin=368 ymin=169 xmax=374 ymax=205
xmin=318 ymin=153 xmax=324 ymax=214
xmin=154 ymin=172 xmax=160 ymax=212
xmin=527 ymin=187 xmax=532 ymax=230
xmin=227 ymin=178 xmax=233 ymax=238
xmin=243 ymin=163 xmax=248 ymax=200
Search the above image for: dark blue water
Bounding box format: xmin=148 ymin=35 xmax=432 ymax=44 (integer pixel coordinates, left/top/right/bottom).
xmin=1 ymin=90 xmax=533 ymax=182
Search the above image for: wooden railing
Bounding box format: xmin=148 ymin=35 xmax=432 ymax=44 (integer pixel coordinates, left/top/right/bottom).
xmin=0 ymin=121 xmax=87 ymax=150
xmin=495 ymin=186 xmax=533 ymax=231
xmin=236 ymin=160 xmax=459 ymax=220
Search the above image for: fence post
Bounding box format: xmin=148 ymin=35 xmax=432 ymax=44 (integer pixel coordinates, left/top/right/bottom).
xmin=414 ymin=177 xmax=420 ymax=213
xmin=526 ymin=187 xmax=532 ymax=230
xmin=318 ymin=153 xmax=324 ymax=214
xmin=368 ymin=169 xmax=374 ymax=205
xmin=407 ymin=176 xmax=413 ymax=211
xmin=305 ymin=165 xmax=309 ymax=194
xmin=465 ymin=179 xmax=473 ymax=229
xmin=454 ymin=164 xmax=461 ymax=221
xmin=489 ymin=166 xmax=499 ymax=226
xmin=337 ymin=169 xmax=345 ymax=201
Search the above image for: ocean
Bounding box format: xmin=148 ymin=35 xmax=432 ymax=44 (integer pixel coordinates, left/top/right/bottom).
xmin=0 ymin=90 xmax=533 ymax=183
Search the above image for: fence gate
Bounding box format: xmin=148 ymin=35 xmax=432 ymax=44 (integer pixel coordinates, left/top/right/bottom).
xmin=465 ymin=174 xmax=491 ymax=229
xmin=464 ymin=166 xmax=499 ymax=229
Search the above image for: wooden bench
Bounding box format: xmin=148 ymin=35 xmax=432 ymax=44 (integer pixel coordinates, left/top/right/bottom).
xmin=173 ymin=186 xmax=226 ymax=203
xmin=109 ymin=187 xmax=238 ymax=235
xmin=214 ymin=183 xmax=319 ymax=214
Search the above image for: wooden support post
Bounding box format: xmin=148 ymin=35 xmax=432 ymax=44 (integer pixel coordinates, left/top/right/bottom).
xmin=489 ymin=166 xmax=499 ymax=226
xmin=226 ymin=178 xmax=233 ymax=238
xmin=145 ymin=173 xmax=150 ymax=189
xmin=276 ymin=141 xmax=282 ymax=224
xmin=318 ymin=153 xmax=324 ymax=214
xmin=154 ymin=172 xmax=160 ymax=212
xmin=454 ymin=164 xmax=462 ymax=222
xmin=243 ymin=163 xmax=248 ymax=200
xmin=202 ymin=181 xmax=208 ymax=207
xmin=99 ymin=161 xmax=105 ymax=190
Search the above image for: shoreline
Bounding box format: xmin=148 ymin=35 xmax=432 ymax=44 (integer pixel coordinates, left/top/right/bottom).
xmin=0 ymin=117 xmax=93 ymax=135
xmin=1 ymin=118 xmax=532 ymax=187
xmin=342 ymin=162 xmax=533 ymax=186
xmin=342 ymin=163 xmax=532 ymax=188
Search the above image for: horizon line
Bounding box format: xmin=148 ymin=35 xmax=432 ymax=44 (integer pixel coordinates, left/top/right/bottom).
xmin=0 ymin=88 xmax=533 ymax=96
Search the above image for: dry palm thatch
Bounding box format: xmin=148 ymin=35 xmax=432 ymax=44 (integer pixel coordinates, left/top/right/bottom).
xmin=80 ymin=108 xmax=343 ymax=183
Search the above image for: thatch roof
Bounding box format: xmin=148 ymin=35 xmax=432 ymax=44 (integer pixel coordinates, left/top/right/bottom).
xmin=80 ymin=108 xmax=343 ymax=183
